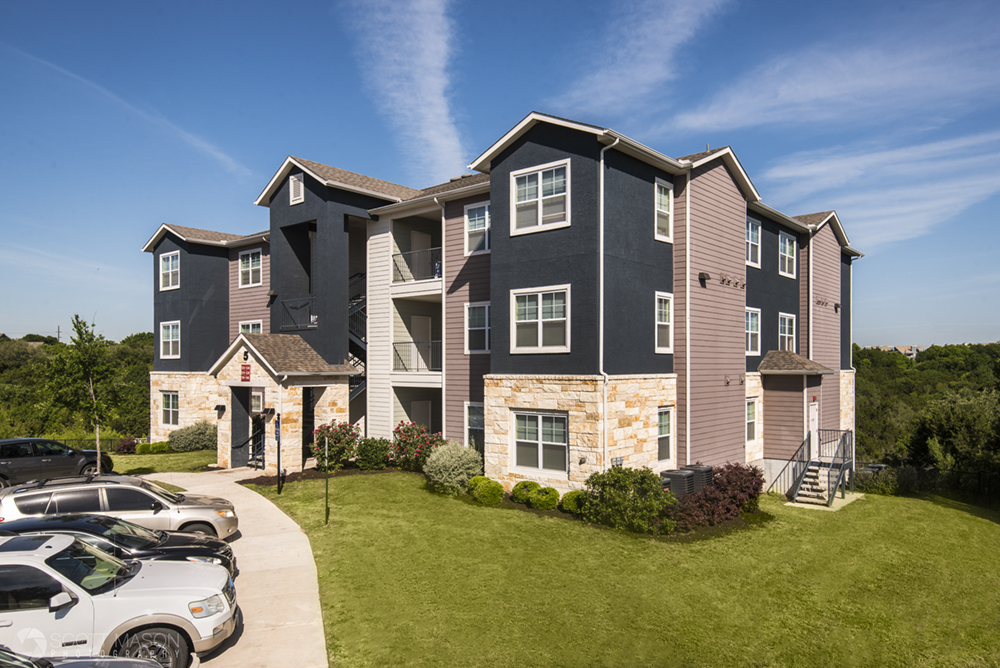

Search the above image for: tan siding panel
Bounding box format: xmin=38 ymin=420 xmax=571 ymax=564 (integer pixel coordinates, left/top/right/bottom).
xmin=228 ymin=244 xmax=271 ymax=341
xmin=367 ymin=221 xmax=393 ymax=438
xmin=763 ymin=375 xmax=804 ymax=459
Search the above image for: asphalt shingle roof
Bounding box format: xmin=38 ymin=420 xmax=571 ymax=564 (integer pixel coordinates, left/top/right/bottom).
xmin=164 ymin=225 xmax=248 ymax=243
xmin=757 ymin=350 xmax=835 ymax=374
xmin=243 ymin=334 xmax=357 ymax=375
xmin=677 ymin=146 xmax=730 ymax=162
xmin=293 ymin=157 xmax=421 ymax=201
xmin=410 ymin=172 xmax=491 ymax=199
xmin=793 ymin=211 xmax=835 ymax=226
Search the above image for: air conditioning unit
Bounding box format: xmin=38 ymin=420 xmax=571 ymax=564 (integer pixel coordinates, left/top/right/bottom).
xmin=659 ymin=469 xmax=695 ymax=497
xmin=681 ymin=464 xmax=714 ymax=492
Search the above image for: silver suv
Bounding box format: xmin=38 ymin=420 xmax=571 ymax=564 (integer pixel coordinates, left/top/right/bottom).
xmin=0 ymin=476 xmax=237 ymax=538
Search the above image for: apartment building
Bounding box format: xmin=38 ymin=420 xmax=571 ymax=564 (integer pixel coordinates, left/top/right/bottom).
xmin=144 ymin=112 xmax=861 ymax=486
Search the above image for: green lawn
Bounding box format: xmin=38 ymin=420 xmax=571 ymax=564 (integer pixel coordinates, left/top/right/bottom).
xmin=111 ymin=450 xmax=217 ymax=475
xmin=250 ymin=473 xmax=1000 ymax=668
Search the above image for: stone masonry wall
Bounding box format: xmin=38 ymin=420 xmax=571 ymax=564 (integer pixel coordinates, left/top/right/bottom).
xmin=149 ymin=372 xmax=222 ymax=443
xmin=484 ymin=374 xmax=677 ymax=493
xmin=839 ymin=369 xmax=856 ymax=434
xmin=745 ymin=372 xmax=763 ymax=463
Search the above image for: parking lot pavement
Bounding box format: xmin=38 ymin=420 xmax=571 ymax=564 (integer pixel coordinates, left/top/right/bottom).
xmin=145 ymin=468 xmax=328 ymax=668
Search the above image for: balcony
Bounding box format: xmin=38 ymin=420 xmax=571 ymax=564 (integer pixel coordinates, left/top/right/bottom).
xmin=393 ymin=341 xmax=442 ymax=372
xmin=281 ymin=296 xmax=317 ymax=330
xmin=393 ymin=248 xmax=442 ymax=283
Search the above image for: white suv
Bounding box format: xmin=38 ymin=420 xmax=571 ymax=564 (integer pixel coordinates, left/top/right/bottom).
xmin=0 ymin=534 xmax=239 ymax=668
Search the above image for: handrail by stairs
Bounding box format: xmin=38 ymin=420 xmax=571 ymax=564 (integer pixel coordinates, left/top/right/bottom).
xmin=766 ymin=436 xmax=811 ymax=500
xmin=232 ymin=429 xmax=265 ymax=470
xmin=825 ymin=431 xmax=854 ymax=506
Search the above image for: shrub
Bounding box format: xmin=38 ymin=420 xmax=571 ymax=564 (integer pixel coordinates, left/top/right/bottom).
xmin=136 ymin=442 xmax=172 ymax=455
xmin=854 ymin=468 xmax=899 ymax=495
xmin=582 ymin=467 xmax=676 ymax=535
xmin=560 ymin=489 xmax=586 ymax=515
xmin=168 ymin=421 xmax=217 ymax=452
xmin=355 ymin=437 xmax=391 ymax=471
xmin=671 ymin=463 xmax=764 ymax=532
xmin=135 ymin=443 xmax=150 ymax=455
xmin=423 ymin=442 xmax=484 ymax=495
xmin=467 ymin=475 xmax=489 ymax=494
xmin=114 ymin=437 xmax=139 ymax=455
xmin=313 ymin=421 xmax=361 ymax=472
xmin=472 ymin=478 xmax=504 ymax=506
xmin=390 ymin=421 xmax=446 ymax=472
xmin=511 ymin=480 xmax=541 ymax=505
xmin=714 ymin=462 xmax=765 ymax=512
xmin=528 ymin=486 xmax=560 ymax=510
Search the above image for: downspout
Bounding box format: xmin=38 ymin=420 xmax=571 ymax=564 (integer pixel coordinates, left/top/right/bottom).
xmin=599 ymin=137 xmax=620 ymax=472
xmin=685 ymin=171 xmax=692 ymax=466
xmin=278 ymin=375 xmax=287 ymax=488
xmin=434 ymin=197 xmax=446 ymax=439
xmin=808 ymin=227 xmax=815 ymax=359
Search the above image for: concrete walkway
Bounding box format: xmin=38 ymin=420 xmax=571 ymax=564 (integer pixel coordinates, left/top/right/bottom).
xmin=146 ymin=468 xmax=328 ymax=668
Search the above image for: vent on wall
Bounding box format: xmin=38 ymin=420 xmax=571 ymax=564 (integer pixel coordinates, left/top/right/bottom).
xmin=290 ymin=173 xmax=304 ymax=205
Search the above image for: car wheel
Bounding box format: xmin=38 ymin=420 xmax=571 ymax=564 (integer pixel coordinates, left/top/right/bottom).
xmin=0 ymin=477 xmax=8 ymax=489
xmin=182 ymin=522 xmax=217 ymax=536
xmin=116 ymin=626 xmax=189 ymax=668
xmin=80 ymin=463 xmax=97 ymax=475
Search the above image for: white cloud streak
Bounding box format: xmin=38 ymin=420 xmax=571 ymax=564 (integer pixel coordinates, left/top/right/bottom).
xmin=342 ymin=0 xmax=465 ymax=186
xmin=3 ymin=43 xmax=251 ymax=178
xmin=550 ymin=0 xmax=731 ymax=118
xmin=761 ymin=133 xmax=1000 ymax=249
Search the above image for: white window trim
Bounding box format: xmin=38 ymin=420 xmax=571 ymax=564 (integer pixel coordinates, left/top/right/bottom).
xmin=464 ymin=402 xmax=484 ymax=449
xmin=654 ymin=178 xmax=673 ymax=243
xmin=509 ymin=159 xmax=571 ymax=236
xmin=162 ymin=391 xmax=179 ymax=426
xmin=654 ymin=291 xmax=674 ymax=354
xmin=746 ymin=398 xmax=758 ymax=444
xmin=779 ymin=312 xmax=796 ymax=353
xmin=251 ymin=388 xmax=264 ymax=414
xmin=289 ymin=173 xmax=304 ymax=205
xmin=238 ymin=249 xmax=263 ymax=288
xmin=464 ymin=201 xmax=491 ymax=256
xmin=657 ymin=406 xmax=673 ymax=462
xmin=160 ymin=321 xmax=180 ymax=360
xmin=239 ymin=320 xmax=263 ymax=334
xmin=510 ymin=284 xmax=571 ymax=354
xmin=746 ymin=219 xmax=761 ymax=268
xmin=510 ymin=410 xmax=570 ymax=475
xmin=464 ymin=302 xmax=490 ymax=355
xmin=779 ymin=232 xmax=796 ymax=279
xmin=159 ymin=251 xmax=180 ymax=292
xmin=745 ymin=307 xmax=761 ymax=356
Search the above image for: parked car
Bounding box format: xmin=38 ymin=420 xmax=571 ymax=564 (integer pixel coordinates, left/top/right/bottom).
xmin=0 ymin=644 xmax=160 ymax=667
xmin=0 ymin=533 xmax=238 ymax=668
xmin=0 ymin=514 xmax=236 ymax=576
xmin=0 ymin=476 xmax=238 ymax=538
xmin=0 ymin=439 xmax=113 ymax=488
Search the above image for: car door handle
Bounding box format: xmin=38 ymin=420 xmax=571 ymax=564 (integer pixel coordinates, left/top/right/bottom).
xmin=41 ymin=459 xmax=52 ymax=462
xmin=0 ymin=620 xmax=11 ymax=627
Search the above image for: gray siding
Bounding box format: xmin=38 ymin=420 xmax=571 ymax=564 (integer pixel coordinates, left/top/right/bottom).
xmin=810 ymin=224 xmax=841 ymax=430
xmin=763 ymin=375 xmax=805 ymax=459
xmin=745 ymin=214 xmax=800 ymax=372
xmin=228 ymin=243 xmax=271 ymax=341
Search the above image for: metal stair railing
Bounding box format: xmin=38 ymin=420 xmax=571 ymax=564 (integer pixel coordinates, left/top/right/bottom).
xmin=825 ymin=431 xmax=854 ymax=506
xmin=766 ymin=435 xmax=812 ymax=501
xmin=348 ymin=273 xmax=367 ymax=344
xmin=348 ymin=352 xmax=366 ymax=400
xmin=232 ymin=429 xmax=265 ymax=470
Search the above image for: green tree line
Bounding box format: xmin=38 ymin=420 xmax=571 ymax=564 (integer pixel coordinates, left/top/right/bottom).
xmin=855 ymin=342 xmax=1000 ymax=472
xmin=0 ymin=317 xmax=152 ymax=439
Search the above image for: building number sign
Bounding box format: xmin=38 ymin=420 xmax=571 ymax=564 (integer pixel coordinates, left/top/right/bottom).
xmin=241 ymin=364 xmax=251 ymax=382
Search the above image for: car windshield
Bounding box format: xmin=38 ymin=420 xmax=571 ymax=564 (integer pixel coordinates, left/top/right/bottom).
xmin=138 ymin=479 xmax=183 ymax=503
xmin=45 ymin=538 xmax=131 ymax=593
xmin=90 ymin=516 xmax=160 ymax=549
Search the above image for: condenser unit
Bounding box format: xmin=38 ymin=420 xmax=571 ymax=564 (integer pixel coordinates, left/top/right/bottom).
xmin=659 ymin=469 xmax=695 ymax=497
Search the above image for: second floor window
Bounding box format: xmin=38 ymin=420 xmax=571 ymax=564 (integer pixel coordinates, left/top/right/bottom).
xmin=240 ymin=250 xmax=262 ymax=287
xmin=465 ymin=203 xmax=490 ymax=254
xmin=512 ymin=286 xmax=569 ymax=353
xmin=779 ymin=313 xmax=796 ymax=352
xmin=160 ymin=251 xmax=179 ymax=291
xmin=512 ymin=160 xmax=569 ymax=233
xmin=160 ymin=321 xmax=180 ymax=359
xmin=746 ymin=308 xmax=760 ymax=355
xmin=466 ymin=303 xmax=490 ymax=353
xmin=779 ymin=232 xmax=796 ymax=278
xmin=655 ymin=180 xmax=673 ymax=242
xmin=655 ymin=292 xmax=673 ymax=354
xmin=746 ymin=220 xmax=760 ymax=267
xmin=240 ymin=321 xmax=262 ymax=334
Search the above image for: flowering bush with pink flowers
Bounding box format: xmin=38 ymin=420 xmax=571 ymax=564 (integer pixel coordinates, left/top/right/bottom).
xmin=390 ymin=421 xmax=446 ymax=472
xmin=313 ymin=421 xmax=361 ymax=471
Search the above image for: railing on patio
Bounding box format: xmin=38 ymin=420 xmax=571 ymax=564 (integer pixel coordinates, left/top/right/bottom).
xmin=281 ymin=296 xmax=317 ymax=330
xmin=392 ymin=248 xmax=442 ymax=283
xmin=825 ymin=430 xmax=854 ymax=506
xmin=766 ymin=436 xmax=810 ymax=500
xmin=818 ymin=429 xmax=853 ymax=460
xmin=392 ymin=341 xmax=442 ymax=372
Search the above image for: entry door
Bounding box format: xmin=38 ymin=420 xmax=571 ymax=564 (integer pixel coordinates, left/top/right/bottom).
xmin=411 ymin=401 xmax=432 ymax=430
xmin=808 ymin=401 xmax=819 ymax=460
xmin=410 ymin=231 xmax=432 ymax=280
xmin=412 ymin=316 xmax=432 ymax=371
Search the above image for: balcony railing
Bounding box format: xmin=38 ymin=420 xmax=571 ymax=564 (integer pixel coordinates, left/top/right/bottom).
xmin=392 ymin=248 xmax=442 ymax=283
xmin=281 ymin=296 xmax=317 ymax=330
xmin=392 ymin=341 xmax=442 ymax=372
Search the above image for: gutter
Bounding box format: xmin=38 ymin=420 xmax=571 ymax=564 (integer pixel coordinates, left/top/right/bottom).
xmin=598 ymin=136 xmax=620 ymax=472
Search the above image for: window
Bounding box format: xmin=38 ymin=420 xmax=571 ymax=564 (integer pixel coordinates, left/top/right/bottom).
xmin=160 ymin=322 xmax=180 ymax=359
xmin=657 ymin=407 xmax=672 ymax=460
xmin=13 ymin=494 xmax=51 ymax=515
xmin=466 ymin=303 xmax=490 ymax=353
xmin=746 ymin=219 xmax=760 ymax=267
xmin=745 ymin=308 xmax=760 ymax=355
xmin=655 ymin=292 xmax=673 ymax=353
xmin=289 ymin=173 xmax=304 ymax=205
xmin=240 ymin=320 xmax=263 ymax=334
xmin=106 ymin=488 xmax=157 ymax=512
xmin=466 ymin=403 xmax=484 ymax=454
xmin=514 ymin=413 xmax=567 ymax=472
xmin=465 ymin=203 xmax=490 ymax=254
xmin=0 ymin=565 xmax=62 ymax=611
xmin=655 ymin=179 xmax=673 ymax=242
xmin=251 ymin=389 xmax=264 ymax=413
xmin=779 ymin=232 xmax=796 ymax=278
xmin=511 ymin=285 xmax=570 ymax=353
xmin=160 ymin=251 xmax=179 ymax=291
xmin=51 ymin=490 xmax=102 ymax=513
xmin=162 ymin=391 xmax=179 ymax=425
xmin=511 ymin=160 xmax=570 ymax=234
xmin=779 ymin=313 xmax=796 ymax=352
xmin=239 ymin=250 xmax=262 ymax=287
xmin=746 ymin=399 xmax=758 ymax=442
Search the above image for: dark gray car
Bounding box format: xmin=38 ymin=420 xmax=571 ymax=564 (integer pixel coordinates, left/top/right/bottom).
xmin=0 ymin=439 xmax=113 ymax=487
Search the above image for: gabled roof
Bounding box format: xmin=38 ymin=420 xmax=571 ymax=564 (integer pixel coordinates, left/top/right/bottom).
xmin=254 ymin=156 xmax=421 ymax=207
xmin=757 ymin=350 xmax=835 ymax=375
xmin=369 ymin=172 xmax=492 ymax=216
xmin=793 ymin=211 xmax=863 ymax=257
xmin=208 ymin=333 xmax=358 ymax=378
xmin=141 ymin=224 xmax=269 ymax=253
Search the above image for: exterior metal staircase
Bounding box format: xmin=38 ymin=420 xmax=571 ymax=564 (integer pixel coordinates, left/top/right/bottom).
xmin=348 ymin=273 xmax=366 ymax=348
xmin=348 ymin=352 xmax=366 ymax=401
xmin=767 ymin=430 xmax=855 ymax=507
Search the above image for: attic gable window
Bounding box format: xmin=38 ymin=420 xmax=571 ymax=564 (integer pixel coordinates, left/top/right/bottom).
xmin=290 ymin=173 xmax=304 ymax=205
xmin=159 ymin=251 xmax=179 ymax=291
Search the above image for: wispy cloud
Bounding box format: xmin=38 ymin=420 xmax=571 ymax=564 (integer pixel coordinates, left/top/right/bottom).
xmin=761 ymin=133 xmax=1000 ymax=249
xmin=342 ymin=0 xmax=465 ymax=186
xmin=2 ymin=43 xmax=251 ymax=178
xmin=550 ymin=0 xmax=731 ymax=118
xmin=0 ymin=243 xmax=146 ymax=294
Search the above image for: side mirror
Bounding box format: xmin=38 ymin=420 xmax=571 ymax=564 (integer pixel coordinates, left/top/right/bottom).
xmin=49 ymin=591 xmax=75 ymax=613
xmin=150 ymin=501 xmax=164 ymax=512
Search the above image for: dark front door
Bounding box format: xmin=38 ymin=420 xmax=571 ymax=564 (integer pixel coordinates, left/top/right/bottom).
xmin=231 ymin=387 xmax=251 ymax=468
xmin=302 ymin=387 xmax=315 ymax=465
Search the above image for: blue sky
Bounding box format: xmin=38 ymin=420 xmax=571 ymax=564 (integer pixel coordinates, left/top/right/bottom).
xmin=1 ymin=0 xmax=998 ymax=347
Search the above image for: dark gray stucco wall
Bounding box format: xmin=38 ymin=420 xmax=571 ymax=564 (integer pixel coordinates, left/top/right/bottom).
xmin=841 ymin=253 xmax=853 ymax=369
xmin=152 ymin=235 xmax=229 ymax=372
xmin=745 ymin=214 xmax=800 ymax=372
